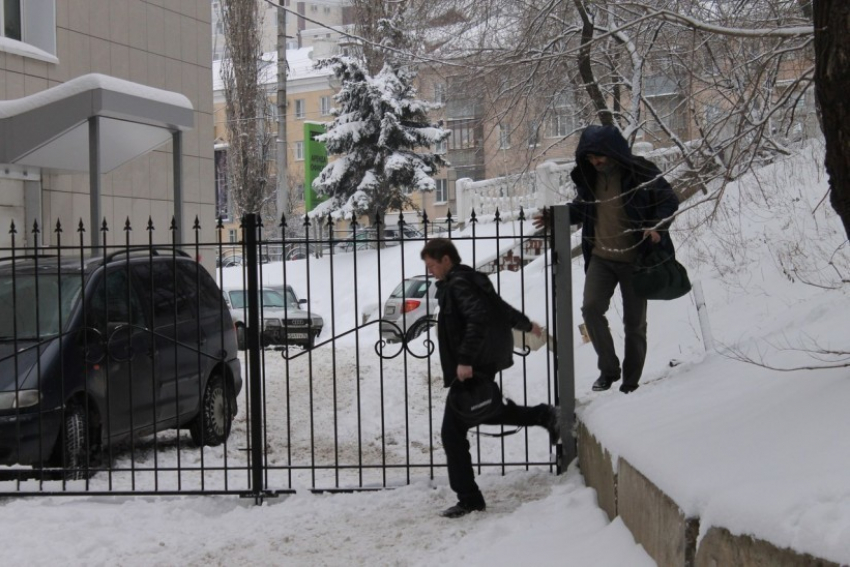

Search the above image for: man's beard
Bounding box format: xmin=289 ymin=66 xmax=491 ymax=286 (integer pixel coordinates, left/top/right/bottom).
xmin=593 ymin=159 xmax=617 ymax=173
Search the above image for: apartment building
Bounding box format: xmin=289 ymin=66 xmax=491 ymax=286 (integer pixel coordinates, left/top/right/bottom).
xmin=211 ymin=0 xmax=353 ymax=61
xmin=212 ymin=47 xmax=335 ymax=238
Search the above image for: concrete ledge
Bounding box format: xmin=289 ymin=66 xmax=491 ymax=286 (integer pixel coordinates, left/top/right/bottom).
xmin=577 ymin=419 xmax=838 ymax=566
xmin=618 ymin=458 xmax=698 ymax=567
xmin=577 ymin=421 xmax=617 ymax=521
xmin=696 ymin=527 xmax=841 ymax=567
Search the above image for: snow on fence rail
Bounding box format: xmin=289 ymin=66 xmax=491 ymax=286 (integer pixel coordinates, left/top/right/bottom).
xmin=454 ymin=142 xmax=685 ymax=224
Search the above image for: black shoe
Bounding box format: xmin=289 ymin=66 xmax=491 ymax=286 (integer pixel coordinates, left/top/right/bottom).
xmin=592 ymin=375 xmax=620 ymax=391
xmin=543 ymin=405 xmax=560 ymax=445
xmin=440 ymin=500 xmax=486 ymax=518
xmin=619 ymin=383 xmax=639 ymax=394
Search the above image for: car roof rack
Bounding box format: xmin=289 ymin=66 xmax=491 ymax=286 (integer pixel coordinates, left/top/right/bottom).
xmin=0 ymin=253 xmax=61 ymax=263
xmin=104 ymin=246 xmax=191 ymax=263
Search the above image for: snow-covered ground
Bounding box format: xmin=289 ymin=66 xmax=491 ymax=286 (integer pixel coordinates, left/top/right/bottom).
xmin=2 ymin=140 xmax=849 ymax=566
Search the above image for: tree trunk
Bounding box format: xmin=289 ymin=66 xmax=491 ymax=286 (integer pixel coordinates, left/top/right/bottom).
xmin=813 ymin=0 xmax=850 ymax=240
xmin=574 ymin=0 xmax=614 ymax=126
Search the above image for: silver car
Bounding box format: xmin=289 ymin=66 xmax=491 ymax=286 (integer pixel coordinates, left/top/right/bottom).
xmin=380 ymin=275 xmax=438 ymax=343
xmin=224 ymin=286 xmax=324 ymax=350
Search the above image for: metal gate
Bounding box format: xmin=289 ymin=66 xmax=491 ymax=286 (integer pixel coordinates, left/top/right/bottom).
xmin=0 ymin=208 xmax=575 ymax=502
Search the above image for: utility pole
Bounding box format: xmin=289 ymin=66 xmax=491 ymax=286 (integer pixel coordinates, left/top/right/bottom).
xmin=276 ymin=1 xmax=289 ymax=223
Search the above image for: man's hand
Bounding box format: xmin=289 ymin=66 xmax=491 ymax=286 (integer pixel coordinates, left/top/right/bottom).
xmin=456 ymin=364 xmax=473 ymax=381
xmin=532 ymin=208 xmax=549 ymax=230
xmin=530 ymin=322 xmax=543 ymax=337
xmin=644 ymin=230 xmax=661 ymax=244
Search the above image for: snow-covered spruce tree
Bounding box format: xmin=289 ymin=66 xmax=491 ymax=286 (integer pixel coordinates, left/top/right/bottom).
xmin=313 ymin=17 xmax=450 ymax=222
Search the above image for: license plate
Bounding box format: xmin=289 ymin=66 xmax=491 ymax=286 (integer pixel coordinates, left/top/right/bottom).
xmin=287 ymin=333 xmax=308 ymax=340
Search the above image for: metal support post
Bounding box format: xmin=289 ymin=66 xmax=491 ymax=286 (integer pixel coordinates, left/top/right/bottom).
xmin=244 ymin=213 xmax=265 ymax=502
xmin=173 ymin=131 xmax=184 ymax=246
xmin=552 ymin=205 xmax=577 ymax=470
xmin=88 ymin=116 xmax=101 ymax=247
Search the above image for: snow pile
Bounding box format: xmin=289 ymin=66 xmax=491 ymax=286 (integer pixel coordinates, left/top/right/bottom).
xmin=1 ymin=140 xmax=848 ymax=565
xmin=577 ymin=138 xmax=850 ymax=563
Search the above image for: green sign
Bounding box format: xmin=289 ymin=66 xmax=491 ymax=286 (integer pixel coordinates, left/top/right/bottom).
xmin=304 ymin=122 xmax=328 ymax=212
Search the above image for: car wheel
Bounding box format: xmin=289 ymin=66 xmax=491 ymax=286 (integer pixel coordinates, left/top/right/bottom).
xmin=58 ymin=405 xmax=92 ymax=480
xmin=190 ymin=373 xmax=233 ymax=447
xmin=236 ymin=324 xmax=246 ymax=350
xmin=304 ymin=334 xmax=316 ymax=350
xmin=405 ymin=318 xmax=435 ymax=342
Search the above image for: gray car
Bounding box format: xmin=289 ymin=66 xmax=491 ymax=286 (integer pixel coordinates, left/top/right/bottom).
xmin=380 ymin=275 xmax=438 ymax=343
xmin=224 ymin=286 xmax=324 ymax=350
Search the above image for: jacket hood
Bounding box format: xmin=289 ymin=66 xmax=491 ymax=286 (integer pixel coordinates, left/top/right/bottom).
xmin=575 ymin=125 xmax=632 ymax=164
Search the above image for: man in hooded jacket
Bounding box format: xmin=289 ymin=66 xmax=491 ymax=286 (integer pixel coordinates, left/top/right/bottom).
xmin=421 ymin=238 xmax=560 ymax=518
xmin=535 ymin=125 xmax=679 ymax=393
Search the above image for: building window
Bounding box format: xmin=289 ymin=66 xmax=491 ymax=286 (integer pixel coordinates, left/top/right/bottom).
xmin=447 ymin=119 xmax=476 ymax=151
xmin=310 ymin=4 xmax=318 ymax=12
xmin=435 ymin=138 xmax=447 ymax=155
xmin=295 ymin=141 xmax=304 ymax=161
xmin=294 ymin=99 xmax=306 ymax=119
xmin=546 ymin=114 xmax=574 ymax=138
xmin=320 ymin=96 xmax=331 ymax=116
xmin=228 ymin=229 xmax=237 ymax=243
xmin=2 ymin=0 xmax=21 ymax=40
xmin=647 ymin=95 xmax=686 ymax=134
xmin=435 ymin=179 xmax=448 ymax=203
xmin=324 ymin=7 xmax=331 ymax=14
xmin=214 ymin=148 xmax=230 ymax=221
xmin=0 ymin=0 xmax=56 ymax=59
xmin=546 ymin=93 xmax=575 ymax=138
xmin=498 ymin=124 xmax=511 ymax=149
xmin=527 ymin=120 xmax=540 ymax=147
xmin=434 ymin=83 xmax=446 ymax=104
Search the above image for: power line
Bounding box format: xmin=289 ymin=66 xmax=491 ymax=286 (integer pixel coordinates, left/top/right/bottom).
xmin=258 ymin=0 xmax=469 ymax=69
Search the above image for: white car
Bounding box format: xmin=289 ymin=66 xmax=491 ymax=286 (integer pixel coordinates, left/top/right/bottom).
xmin=223 ymin=286 xmax=324 ymax=350
xmin=380 ymin=275 xmax=438 ymax=343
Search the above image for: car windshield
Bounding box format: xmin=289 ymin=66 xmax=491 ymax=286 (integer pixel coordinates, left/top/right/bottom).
xmin=0 ymin=273 xmax=84 ymax=340
xmin=228 ymin=289 xmax=299 ymax=310
xmin=390 ymin=279 xmax=430 ymax=299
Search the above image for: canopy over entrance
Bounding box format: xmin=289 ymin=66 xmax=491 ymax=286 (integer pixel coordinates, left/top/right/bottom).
xmin=0 ymin=73 xmax=195 ymax=244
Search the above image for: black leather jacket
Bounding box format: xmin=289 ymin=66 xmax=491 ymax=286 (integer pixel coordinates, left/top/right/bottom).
xmin=435 ymin=264 xmax=533 ymax=387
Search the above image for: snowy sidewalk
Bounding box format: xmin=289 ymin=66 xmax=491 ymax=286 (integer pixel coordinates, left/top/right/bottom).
xmin=0 ymin=468 xmax=653 ymax=566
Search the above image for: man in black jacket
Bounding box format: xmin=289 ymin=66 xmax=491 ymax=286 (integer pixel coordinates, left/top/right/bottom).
xmin=535 ymin=125 xmax=679 ymax=393
xmin=421 ymin=238 xmax=559 ymax=519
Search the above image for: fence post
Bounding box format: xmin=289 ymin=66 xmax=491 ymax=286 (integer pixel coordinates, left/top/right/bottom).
xmin=551 ymin=205 xmax=576 ymax=471
xmin=243 ymin=213 xmax=265 ymax=503
xmin=455 ymin=178 xmax=472 ymax=225
xmin=535 ymin=161 xmax=556 ymax=210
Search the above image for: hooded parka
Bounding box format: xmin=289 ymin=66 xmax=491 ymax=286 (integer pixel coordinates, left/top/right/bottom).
xmin=569 ymin=125 xmax=680 ymax=271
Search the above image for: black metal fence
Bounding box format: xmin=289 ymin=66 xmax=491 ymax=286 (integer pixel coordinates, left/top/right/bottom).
xmin=0 ymin=210 xmax=564 ymax=502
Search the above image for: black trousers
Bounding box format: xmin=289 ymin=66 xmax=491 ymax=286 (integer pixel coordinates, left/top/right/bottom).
xmin=441 ymin=381 xmax=548 ymax=506
xmin=581 ymin=255 xmax=648 ymax=387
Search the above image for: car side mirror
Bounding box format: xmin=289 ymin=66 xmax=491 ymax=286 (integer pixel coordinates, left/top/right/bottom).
xmin=298 ymin=299 xmax=308 ymax=306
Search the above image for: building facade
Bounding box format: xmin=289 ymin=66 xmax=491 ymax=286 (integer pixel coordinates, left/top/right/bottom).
xmin=0 ymin=0 xmax=216 ymax=249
